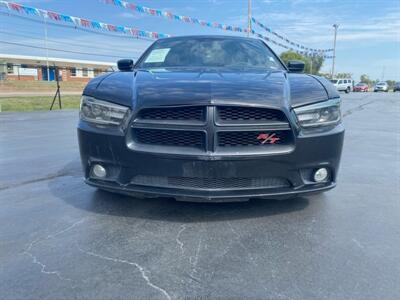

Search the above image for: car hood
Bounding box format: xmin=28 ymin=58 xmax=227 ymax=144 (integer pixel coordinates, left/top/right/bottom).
xmin=84 ymin=68 xmax=332 ymax=110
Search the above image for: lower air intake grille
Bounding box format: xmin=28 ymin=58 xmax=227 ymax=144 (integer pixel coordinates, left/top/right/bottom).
xmin=218 ymin=131 xmax=289 ymax=147
xmin=131 ymin=175 xmax=290 ymax=190
xmin=133 ymin=128 xmax=205 ymax=149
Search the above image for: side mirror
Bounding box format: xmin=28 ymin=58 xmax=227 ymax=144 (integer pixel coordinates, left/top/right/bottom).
xmin=287 ymin=60 xmax=305 ymax=73
xmin=117 ymin=59 xmax=134 ymax=71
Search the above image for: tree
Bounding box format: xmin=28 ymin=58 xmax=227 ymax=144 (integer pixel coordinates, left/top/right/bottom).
xmin=360 ymin=74 xmax=372 ymax=85
xmin=309 ymin=55 xmax=324 ymax=75
xmin=335 ymin=73 xmax=352 ymax=79
xmin=386 ymin=80 xmax=396 ymax=90
xmin=279 ymin=51 xmax=324 ymax=75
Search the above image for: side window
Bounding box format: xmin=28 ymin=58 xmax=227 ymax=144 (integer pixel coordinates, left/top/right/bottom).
xmin=344 ymin=80 xmax=348 ymax=84
xmin=338 ymin=80 xmax=343 ymax=84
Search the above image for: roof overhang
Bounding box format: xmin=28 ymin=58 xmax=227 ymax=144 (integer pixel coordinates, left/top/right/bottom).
xmin=0 ymin=53 xmax=116 ymax=68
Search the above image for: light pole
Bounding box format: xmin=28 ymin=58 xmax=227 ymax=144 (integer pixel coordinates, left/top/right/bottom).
xmin=247 ymin=0 xmax=252 ymax=37
xmin=331 ymin=24 xmax=339 ymax=79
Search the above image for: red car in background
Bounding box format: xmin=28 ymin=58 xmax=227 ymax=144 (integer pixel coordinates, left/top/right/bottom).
xmin=354 ymin=82 xmax=369 ymax=92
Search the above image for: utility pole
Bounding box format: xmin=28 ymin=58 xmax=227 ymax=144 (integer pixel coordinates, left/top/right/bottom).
xmin=247 ymin=0 xmax=252 ymax=37
xmin=331 ymin=24 xmax=339 ymax=79
xmin=44 ymin=16 xmax=50 ymax=81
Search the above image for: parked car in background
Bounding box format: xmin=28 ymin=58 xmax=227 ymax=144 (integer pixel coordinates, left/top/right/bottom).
xmin=354 ymin=82 xmax=369 ymax=92
xmin=393 ymin=82 xmax=400 ymax=92
xmin=374 ymin=82 xmax=388 ymax=92
xmin=330 ymin=78 xmax=353 ymax=93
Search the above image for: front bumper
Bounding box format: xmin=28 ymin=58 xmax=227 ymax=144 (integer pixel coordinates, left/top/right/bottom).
xmin=78 ymin=122 xmax=344 ymax=202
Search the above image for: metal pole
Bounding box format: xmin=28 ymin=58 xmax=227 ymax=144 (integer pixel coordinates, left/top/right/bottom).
xmin=247 ymin=0 xmax=252 ymax=37
xmin=331 ymin=24 xmax=339 ymax=79
xmin=44 ymin=17 xmax=50 ymax=81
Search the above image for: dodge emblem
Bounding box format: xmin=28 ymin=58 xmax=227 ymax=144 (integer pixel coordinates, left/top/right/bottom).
xmin=257 ymin=133 xmax=280 ymax=144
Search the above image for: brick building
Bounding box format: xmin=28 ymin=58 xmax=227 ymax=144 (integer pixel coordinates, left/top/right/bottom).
xmin=0 ymin=54 xmax=116 ymax=82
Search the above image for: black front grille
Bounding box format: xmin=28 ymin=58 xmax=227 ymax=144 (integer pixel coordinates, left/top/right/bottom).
xmin=138 ymin=106 xmax=205 ymax=122
xmin=131 ymin=105 xmax=294 ymax=153
xmin=131 ymin=175 xmax=290 ymax=190
xmin=218 ymin=131 xmax=289 ymax=147
xmin=217 ymin=106 xmax=286 ymax=123
xmin=133 ymin=128 xmax=205 ymax=149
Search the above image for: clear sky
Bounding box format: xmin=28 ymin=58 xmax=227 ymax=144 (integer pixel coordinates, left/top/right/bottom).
xmin=1 ymin=0 xmax=399 ymax=81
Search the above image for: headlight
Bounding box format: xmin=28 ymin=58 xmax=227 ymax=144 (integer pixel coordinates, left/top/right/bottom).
xmin=80 ymin=96 xmax=129 ymax=126
xmin=293 ymin=98 xmax=341 ymax=128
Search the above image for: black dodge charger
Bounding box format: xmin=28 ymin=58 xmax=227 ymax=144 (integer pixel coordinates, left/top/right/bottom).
xmin=78 ymin=35 xmax=344 ymax=202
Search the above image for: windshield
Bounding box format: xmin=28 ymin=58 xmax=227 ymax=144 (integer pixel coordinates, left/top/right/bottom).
xmin=138 ymin=37 xmax=284 ymax=70
xmin=330 ymin=80 xmax=338 ymax=84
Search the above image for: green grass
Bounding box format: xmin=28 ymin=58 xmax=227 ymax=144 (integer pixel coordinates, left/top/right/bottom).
xmin=0 ymin=95 xmax=81 ymax=112
xmin=0 ymin=80 xmax=86 ymax=92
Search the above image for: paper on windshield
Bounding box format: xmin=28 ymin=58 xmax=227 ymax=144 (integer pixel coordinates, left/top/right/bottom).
xmin=145 ymin=48 xmax=171 ymax=63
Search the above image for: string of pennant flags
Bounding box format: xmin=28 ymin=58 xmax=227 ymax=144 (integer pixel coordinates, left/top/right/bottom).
xmin=104 ymin=0 xmax=333 ymax=55
xmin=104 ymin=0 xmax=252 ymax=34
xmin=252 ymin=31 xmax=334 ymax=59
xmin=252 ymin=17 xmax=334 ymax=53
xmin=0 ymin=0 xmax=171 ymax=39
xmin=0 ymin=0 xmax=333 ymax=59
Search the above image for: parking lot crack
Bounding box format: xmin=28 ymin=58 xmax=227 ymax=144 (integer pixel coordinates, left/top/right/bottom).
xmin=188 ymin=224 xmax=205 ymax=282
xmin=77 ymin=246 xmax=171 ymax=300
xmin=342 ymin=97 xmax=376 ymax=118
xmin=24 ymin=250 xmax=73 ymax=281
xmin=227 ymin=221 xmax=257 ymax=266
xmin=0 ymin=171 xmax=71 ymax=191
xmin=351 ymin=238 xmax=365 ymax=249
xmin=22 ymin=218 xmax=86 ymax=282
xmin=176 ymin=224 xmax=187 ymax=255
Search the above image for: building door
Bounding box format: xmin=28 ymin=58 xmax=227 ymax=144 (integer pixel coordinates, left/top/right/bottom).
xmin=41 ymin=66 xmax=55 ymax=81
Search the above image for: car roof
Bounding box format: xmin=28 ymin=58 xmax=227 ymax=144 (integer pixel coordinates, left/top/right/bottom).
xmin=158 ymin=35 xmax=261 ymax=42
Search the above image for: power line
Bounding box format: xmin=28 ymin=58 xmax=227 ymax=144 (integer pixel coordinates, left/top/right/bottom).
xmin=0 ymin=30 xmax=138 ymax=55
xmin=0 ymin=40 xmax=137 ymax=59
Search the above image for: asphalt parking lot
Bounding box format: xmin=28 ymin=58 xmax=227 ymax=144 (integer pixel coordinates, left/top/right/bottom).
xmin=0 ymin=92 xmax=399 ymax=300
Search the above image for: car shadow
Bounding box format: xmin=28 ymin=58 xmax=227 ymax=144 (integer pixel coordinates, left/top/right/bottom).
xmin=49 ymin=160 xmax=311 ymax=223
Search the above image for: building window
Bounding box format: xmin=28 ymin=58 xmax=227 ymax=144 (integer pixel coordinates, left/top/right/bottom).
xmin=70 ymin=68 xmax=77 ymax=77
xmin=82 ymin=68 xmax=88 ymax=77
xmin=7 ymin=63 xmax=14 ymax=74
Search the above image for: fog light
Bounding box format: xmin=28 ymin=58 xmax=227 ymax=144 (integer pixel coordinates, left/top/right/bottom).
xmin=313 ymin=168 xmax=328 ymax=182
xmin=92 ymin=164 xmax=107 ymax=178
